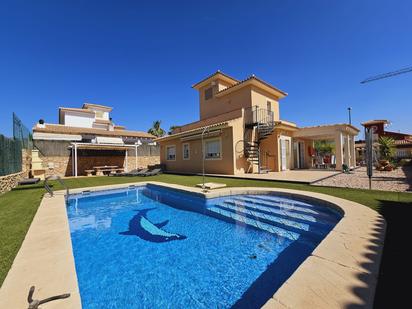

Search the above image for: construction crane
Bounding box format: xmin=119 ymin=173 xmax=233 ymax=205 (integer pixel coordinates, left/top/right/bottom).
xmin=361 ymin=65 xmax=412 ymax=83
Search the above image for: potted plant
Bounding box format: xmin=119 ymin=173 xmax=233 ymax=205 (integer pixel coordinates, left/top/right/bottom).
xmin=378 ymin=136 xmax=396 ymax=171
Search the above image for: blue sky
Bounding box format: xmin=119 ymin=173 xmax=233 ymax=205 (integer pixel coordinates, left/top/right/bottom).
xmin=0 ymin=0 xmax=411 ymax=139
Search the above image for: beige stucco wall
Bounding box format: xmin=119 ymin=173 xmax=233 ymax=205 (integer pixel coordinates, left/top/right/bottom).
xmin=259 ymin=128 xmax=296 ymax=172
xmin=232 ymin=117 xmax=250 ymax=174
xmin=160 ymin=127 xmax=236 ymax=175
xmin=198 ymin=83 xmax=281 ymax=122
xmin=250 ymin=87 xmax=280 ymax=121
xmin=199 ymin=84 xmax=253 ymax=120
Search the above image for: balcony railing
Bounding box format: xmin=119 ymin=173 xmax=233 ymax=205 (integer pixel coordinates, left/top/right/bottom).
xmin=244 ymin=106 xmax=274 ymax=127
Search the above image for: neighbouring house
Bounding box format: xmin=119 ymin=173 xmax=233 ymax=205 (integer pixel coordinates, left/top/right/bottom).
xmin=156 ymin=71 xmax=359 ymax=175
xmin=355 ymin=119 xmax=412 ymax=161
xmin=32 ymin=103 xmax=159 ymax=178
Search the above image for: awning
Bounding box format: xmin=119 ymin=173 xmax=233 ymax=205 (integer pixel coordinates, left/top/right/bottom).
xmin=95 ymin=136 xmax=124 ymax=144
xmin=33 ymin=132 xmax=82 ymax=141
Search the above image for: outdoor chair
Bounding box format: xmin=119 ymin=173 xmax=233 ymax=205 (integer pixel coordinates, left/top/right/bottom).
xmin=18 ymin=178 xmax=40 ymax=185
xmin=140 ymin=168 xmax=162 ymax=177
xmin=112 ymin=168 xmax=149 ymax=177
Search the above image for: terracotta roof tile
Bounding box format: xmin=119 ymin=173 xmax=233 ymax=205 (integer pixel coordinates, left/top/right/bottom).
xmin=191 ymin=70 xmax=239 ymax=88
xmin=216 ymin=75 xmax=287 ymax=97
xmin=172 ymin=109 xmax=242 ymax=134
xmin=59 ymin=107 xmax=95 ymax=114
xmin=33 ymin=124 xmax=154 ymax=139
xmin=94 ymin=119 xmax=111 ymax=124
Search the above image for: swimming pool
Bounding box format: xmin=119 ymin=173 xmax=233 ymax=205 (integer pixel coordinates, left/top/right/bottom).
xmin=66 ymin=184 xmax=342 ymax=308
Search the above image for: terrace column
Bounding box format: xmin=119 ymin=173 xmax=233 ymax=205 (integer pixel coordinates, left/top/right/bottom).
xmin=335 ymin=131 xmax=343 ymax=171
xmin=135 ymin=144 xmax=138 ymax=170
xmin=344 ymin=134 xmax=351 ymax=166
xmin=71 ymin=146 xmax=75 ymax=176
xmin=350 ymin=135 xmax=356 ymax=167
xmin=125 ymin=149 xmax=128 ymax=172
xmin=74 ymin=143 xmax=78 ymax=178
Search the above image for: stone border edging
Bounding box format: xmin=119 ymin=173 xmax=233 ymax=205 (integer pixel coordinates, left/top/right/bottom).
xmin=0 ymin=181 xmax=386 ymax=309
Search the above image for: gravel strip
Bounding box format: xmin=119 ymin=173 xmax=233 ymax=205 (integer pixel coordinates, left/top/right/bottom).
xmin=312 ymin=166 xmax=412 ymax=192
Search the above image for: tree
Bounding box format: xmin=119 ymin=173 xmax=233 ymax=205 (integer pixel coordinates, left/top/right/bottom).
xmin=378 ymin=136 xmax=396 ymax=160
xmin=147 ymin=120 xmax=165 ymax=137
xmin=168 ymin=125 xmax=181 ymax=135
xmin=314 ymin=140 xmax=334 ymax=156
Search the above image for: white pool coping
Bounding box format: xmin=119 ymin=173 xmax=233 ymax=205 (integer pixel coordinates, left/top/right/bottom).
xmin=0 ymin=181 xmax=386 ymax=308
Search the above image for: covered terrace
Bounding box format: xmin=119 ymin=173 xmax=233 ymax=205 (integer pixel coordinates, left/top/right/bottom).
xmin=293 ymin=124 xmax=359 ymax=171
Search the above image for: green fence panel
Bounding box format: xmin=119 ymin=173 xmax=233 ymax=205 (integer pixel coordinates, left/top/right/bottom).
xmin=0 ymin=134 xmax=22 ymax=176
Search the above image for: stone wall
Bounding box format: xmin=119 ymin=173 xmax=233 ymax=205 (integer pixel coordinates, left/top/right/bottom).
xmin=0 ymin=172 xmax=24 ymax=195
xmin=21 ymin=148 xmax=31 ymax=178
xmin=125 ymin=155 xmax=160 ymax=172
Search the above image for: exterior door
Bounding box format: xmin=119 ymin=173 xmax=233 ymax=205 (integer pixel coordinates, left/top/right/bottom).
xmin=293 ymin=141 xmax=305 ymax=169
xmin=281 ymin=139 xmax=287 ymax=171
xmin=298 ymin=142 xmax=305 ymax=168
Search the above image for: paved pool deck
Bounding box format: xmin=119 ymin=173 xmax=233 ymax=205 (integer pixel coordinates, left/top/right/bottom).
xmin=203 ymin=169 xmax=340 ymax=184
xmin=0 ymin=181 xmax=386 ymax=309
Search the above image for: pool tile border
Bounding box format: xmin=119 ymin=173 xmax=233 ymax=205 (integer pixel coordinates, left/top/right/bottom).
xmin=0 ymin=181 xmax=386 ymax=309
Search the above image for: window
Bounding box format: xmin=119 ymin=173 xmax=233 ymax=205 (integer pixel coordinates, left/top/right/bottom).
xmin=267 ymin=101 xmax=272 ymax=112
xmin=204 ymin=87 xmax=213 ymax=100
xmin=205 ymin=139 xmax=221 ymax=159
xmin=166 ymin=145 xmax=176 ymax=161
xmin=182 ymin=143 xmax=190 ymax=160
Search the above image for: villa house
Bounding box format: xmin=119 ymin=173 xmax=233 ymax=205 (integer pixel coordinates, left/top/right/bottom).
xmin=355 ymin=119 xmax=412 ymax=161
xmin=32 ymin=103 xmax=159 ymax=178
xmin=156 ymin=71 xmax=359 ymax=175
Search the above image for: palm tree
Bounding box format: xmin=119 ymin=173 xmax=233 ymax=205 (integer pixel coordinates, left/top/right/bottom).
xmin=168 ymin=125 xmax=181 ymax=135
xmin=147 ymin=120 xmax=165 ymax=137
xmin=378 ymin=136 xmax=396 ymax=160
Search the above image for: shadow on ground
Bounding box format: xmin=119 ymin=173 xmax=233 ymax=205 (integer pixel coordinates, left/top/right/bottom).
xmin=373 ymin=198 xmax=412 ymax=308
xmin=402 ymin=165 xmax=412 ymax=191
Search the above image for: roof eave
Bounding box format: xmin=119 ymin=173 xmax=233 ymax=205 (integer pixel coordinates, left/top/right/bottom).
xmin=82 ymin=103 xmax=113 ymax=112
xmin=215 ymin=78 xmax=287 ymax=99
xmin=155 ymin=122 xmax=230 ymax=142
xmin=191 ymin=71 xmax=239 ymax=90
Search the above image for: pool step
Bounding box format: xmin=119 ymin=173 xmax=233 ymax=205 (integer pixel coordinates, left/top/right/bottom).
xmin=236 ymin=195 xmax=320 ymax=214
xmin=228 ymin=199 xmax=317 ymax=221
xmin=228 ymin=198 xmax=338 ymax=226
xmin=214 ymin=203 xmax=325 ymax=240
xmin=235 ymin=195 xmax=339 ymax=222
xmin=207 ymin=206 xmax=300 ymax=241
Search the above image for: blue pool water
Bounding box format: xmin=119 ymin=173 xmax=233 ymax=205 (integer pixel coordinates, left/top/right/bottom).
xmin=66 ymin=185 xmax=341 ymax=308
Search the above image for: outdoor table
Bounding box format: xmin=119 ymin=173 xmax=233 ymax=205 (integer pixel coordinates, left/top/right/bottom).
xmin=93 ymin=166 xmax=119 ymax=176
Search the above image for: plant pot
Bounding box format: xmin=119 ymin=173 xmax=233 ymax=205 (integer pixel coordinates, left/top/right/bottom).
xmin=379 ymin=160 xmax=389 ymax=166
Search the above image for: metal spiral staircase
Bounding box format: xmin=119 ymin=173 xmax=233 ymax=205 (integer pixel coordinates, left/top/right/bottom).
xmin=244 ymin=106 xmax=275 ymax=173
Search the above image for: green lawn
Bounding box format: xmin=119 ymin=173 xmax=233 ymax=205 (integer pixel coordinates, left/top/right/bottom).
xmin=0 ymin=174 xmax=411 ymax=307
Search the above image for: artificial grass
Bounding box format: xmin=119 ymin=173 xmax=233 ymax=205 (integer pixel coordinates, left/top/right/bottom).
xmin=0 ymin=174 xmax=411 ymax=307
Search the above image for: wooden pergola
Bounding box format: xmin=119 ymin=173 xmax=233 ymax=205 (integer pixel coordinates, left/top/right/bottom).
xmin=70 ymin=142 xmax=141 ymax=177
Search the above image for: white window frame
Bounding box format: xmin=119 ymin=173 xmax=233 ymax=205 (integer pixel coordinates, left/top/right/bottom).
xmin=166 ymin=145 xmax=176 ymax=161
xmin=204 ymin=138 xmax=222 ymax=160
xmin=182 ymin=143 xmax=190 ymax=160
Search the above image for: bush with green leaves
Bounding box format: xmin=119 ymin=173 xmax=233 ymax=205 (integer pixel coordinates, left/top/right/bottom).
xmin=378 ymin=136 xmax=396 ymax=161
